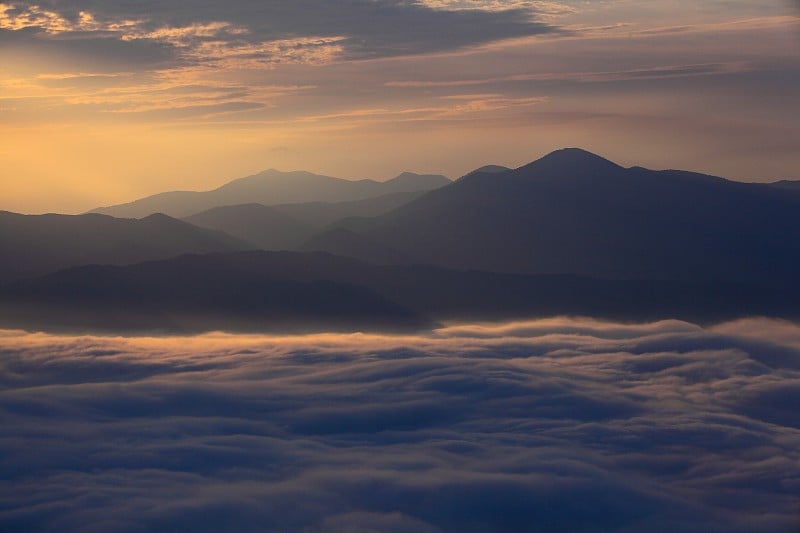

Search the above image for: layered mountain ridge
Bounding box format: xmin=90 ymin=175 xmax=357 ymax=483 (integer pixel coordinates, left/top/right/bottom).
xmin=90 ymin=169 xmax=451 ymax=219
xmin=306 ymin=148 xmax=800 ymax=285
xmin=3 ymin=147 xmax=800 ymax=333
xmin=3 ymin=250 xmax=798 ymax=334
xmin=0 ymin=210 xmax=250 ymax=282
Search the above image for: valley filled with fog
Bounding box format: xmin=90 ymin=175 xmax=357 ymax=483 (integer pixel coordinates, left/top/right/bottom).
xmin=2 ymin=317 xmax=799 ymax=531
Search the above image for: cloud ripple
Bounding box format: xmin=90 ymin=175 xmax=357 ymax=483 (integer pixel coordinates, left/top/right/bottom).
xmin=1 ymin=317 xmax=799 ymax=531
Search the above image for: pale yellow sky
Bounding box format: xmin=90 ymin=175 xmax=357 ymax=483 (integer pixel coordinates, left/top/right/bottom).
xmin=1 ymin=1 xmax=799 ymax=213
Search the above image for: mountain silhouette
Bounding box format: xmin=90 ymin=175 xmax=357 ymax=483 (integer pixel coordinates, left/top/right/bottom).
xmin=183 ymin=204 xmax=315 ymax=250
xmin=2 ymin=250 xmax=797 ymax=334
xmin=458 ymin=165 xmax=511 ymax=180
xmin=770 ymin=180 xmax=800 ymax=192
xmin=305 ymin=148 xmax=800 ymax=285
xmin=90 ymin=169 xmax=451 ymax=219
xmin=299 ymin=228 xmax=411 ymax=264
xmin=272 ymin=191 xmax=431 ymax=227
xmin=4 ymin=148 xmax=800 ymax=333
xmin=383 ymin=172 xmax=452 ymax=191
xmin=182 ymin=190 xmax=432 ymax=249
xmin=0 ymin=210 xmax=250 ymax=282
xmin=0 ymin=254 xmax=431 ymax=333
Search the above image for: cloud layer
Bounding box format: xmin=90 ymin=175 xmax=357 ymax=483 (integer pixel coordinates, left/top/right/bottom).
xmin=0 ymin=0 xmax=556 ymax=66
xmin=2 ymin=317 xmax=800 ymax=531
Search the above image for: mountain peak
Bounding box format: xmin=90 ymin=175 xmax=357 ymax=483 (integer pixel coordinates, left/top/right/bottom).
xmin=472 ymin=165 xmax=510 ymax=174
xmin=527 ymin=148 xmax=623 ymax=173
xmin=382 ymin=171 xmax=451 ymax=192
xmin=387 ymin=171 xmax=450 ymax=184
xmin=141 ymin=212 xmax=177 ymax=223
xmin=392 ymin=171 xmax=424 ymax=180
xmin=458 ymin=165 xmax=511 ymax=181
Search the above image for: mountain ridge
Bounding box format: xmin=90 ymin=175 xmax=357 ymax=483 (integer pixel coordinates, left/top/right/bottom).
xmin=0 ymin=210 xmax=250 ymax=282
xmin=90 ymin=169 xmax=451 ymax=219
xmin=305 ymin=148 xmax=800 ymax=285
xmin=182 ymin=203 xmax=315 ymax=250
xmin=3 ymin=250 xmax=798 ymax=334
xmin=7 ymin=147 xmax=800 ymax=292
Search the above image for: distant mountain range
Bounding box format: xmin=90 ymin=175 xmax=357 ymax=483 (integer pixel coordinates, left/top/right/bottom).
xmin=183 ymin=204 xmax=315 ymax=251
xmin=2 ymin=147 xmax=799 ymax=333
xmin=271 ymin=190 xmax=429 ymax=227
xmin=90 ymin=169 xmax=451 ymax=218
xmin=306 ymin=148 xmax=800 ymax=285
xmin=181 ymin=190 xmax=429 ymax=250
xmin=2 ymin=251 xmax=797 ymax=334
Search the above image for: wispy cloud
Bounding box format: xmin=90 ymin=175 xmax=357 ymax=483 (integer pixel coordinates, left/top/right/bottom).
xmin=385 ymin=62 xmax=752 ymax=88
xmin=299 ymin=94 xmax=548 ymax=125
xmin=418 ymin=0 xmax=576 ymax=17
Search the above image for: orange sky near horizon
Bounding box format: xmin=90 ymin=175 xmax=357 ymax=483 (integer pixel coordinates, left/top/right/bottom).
xmin=1 ymin=1 xmax=799 ymax=214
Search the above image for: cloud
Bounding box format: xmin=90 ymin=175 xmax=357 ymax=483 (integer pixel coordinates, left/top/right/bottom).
xmin=0 ymin=0 xmax=558 ymax=124
xmin=297 ymin=94 xmax=548 ymax=125
xmin=0 ymin=0 xmax=558 ymax=69
xmin=384 ymin=62 xmax=752 ymax=88
xmin=1 ymin=317 xmax=800 ymax=531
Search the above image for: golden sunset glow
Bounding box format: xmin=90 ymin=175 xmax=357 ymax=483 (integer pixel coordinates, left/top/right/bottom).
xmin=1 ymin=1 xmax=798 ymax=213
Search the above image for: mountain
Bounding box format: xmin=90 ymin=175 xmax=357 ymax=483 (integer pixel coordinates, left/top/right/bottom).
xmin=0 ymin=211 xmax=250 ymax=282
xmin=181 ymin=190 xmax=433 ymax=250
xmin=770 ymin=180 xmax=800 ymax=192
xmin=304 ymin=148 xmax=800 ymax=286
xmin=458 ymin=165 xmax=511 ymax=180
xmin=299 ymin=228 xmax=411 ymax=264
xmin=2 ymin=250 xmax=798 ymax=334
xmin=0 ymin=253 xmax=432 ymax=334
xmin=90 ymin=170 xmax=451 ymax=219
xmin=272 ymin=190 xmax=429 ymax=228
xmin=381 ymin=172 xmax=452 ymax=192
xmin=183 ymin=204 xmax=315 ymax=250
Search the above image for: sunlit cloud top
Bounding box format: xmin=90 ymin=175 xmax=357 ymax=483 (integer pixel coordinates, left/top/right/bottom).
xmin=2 ymin=317 xmax=800 ymax=530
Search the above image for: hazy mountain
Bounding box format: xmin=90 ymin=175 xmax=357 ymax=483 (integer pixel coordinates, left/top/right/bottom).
xmin=272 ymin=190 xmax=428 ymax=228
xmin=382 ymin=171 xmax=452 ymax=192
xmin=299 ymin=228 xmax=411 ymax=264
xmin=2 ymin=250 xmax=797 ymax=334
xmin=305 ymin=148 xmax=800 ymax=285
xmin=91 ymin=170 xmax=451 ymax=219
xmin=181 ymin=191 xmax=432 ymax=250
xmin=183 ymin=204 xmax=316 ymax=250
xmin=0 ymin=211 xmax=250 ymax=282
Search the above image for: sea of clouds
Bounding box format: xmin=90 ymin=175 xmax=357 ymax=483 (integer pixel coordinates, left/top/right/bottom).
xmin=2 ymin=317 xmax=800 ymax=532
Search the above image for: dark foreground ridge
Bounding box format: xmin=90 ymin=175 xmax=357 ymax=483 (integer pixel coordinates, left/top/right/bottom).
xmin=2 ymin=250 xmax=798 ymax=334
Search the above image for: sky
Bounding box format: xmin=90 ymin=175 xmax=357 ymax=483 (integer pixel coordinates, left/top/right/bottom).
xmin=2 ymin=316 xmax=800 ymax=530
xmin=1 ymin=0 xmax=799 ymax=214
